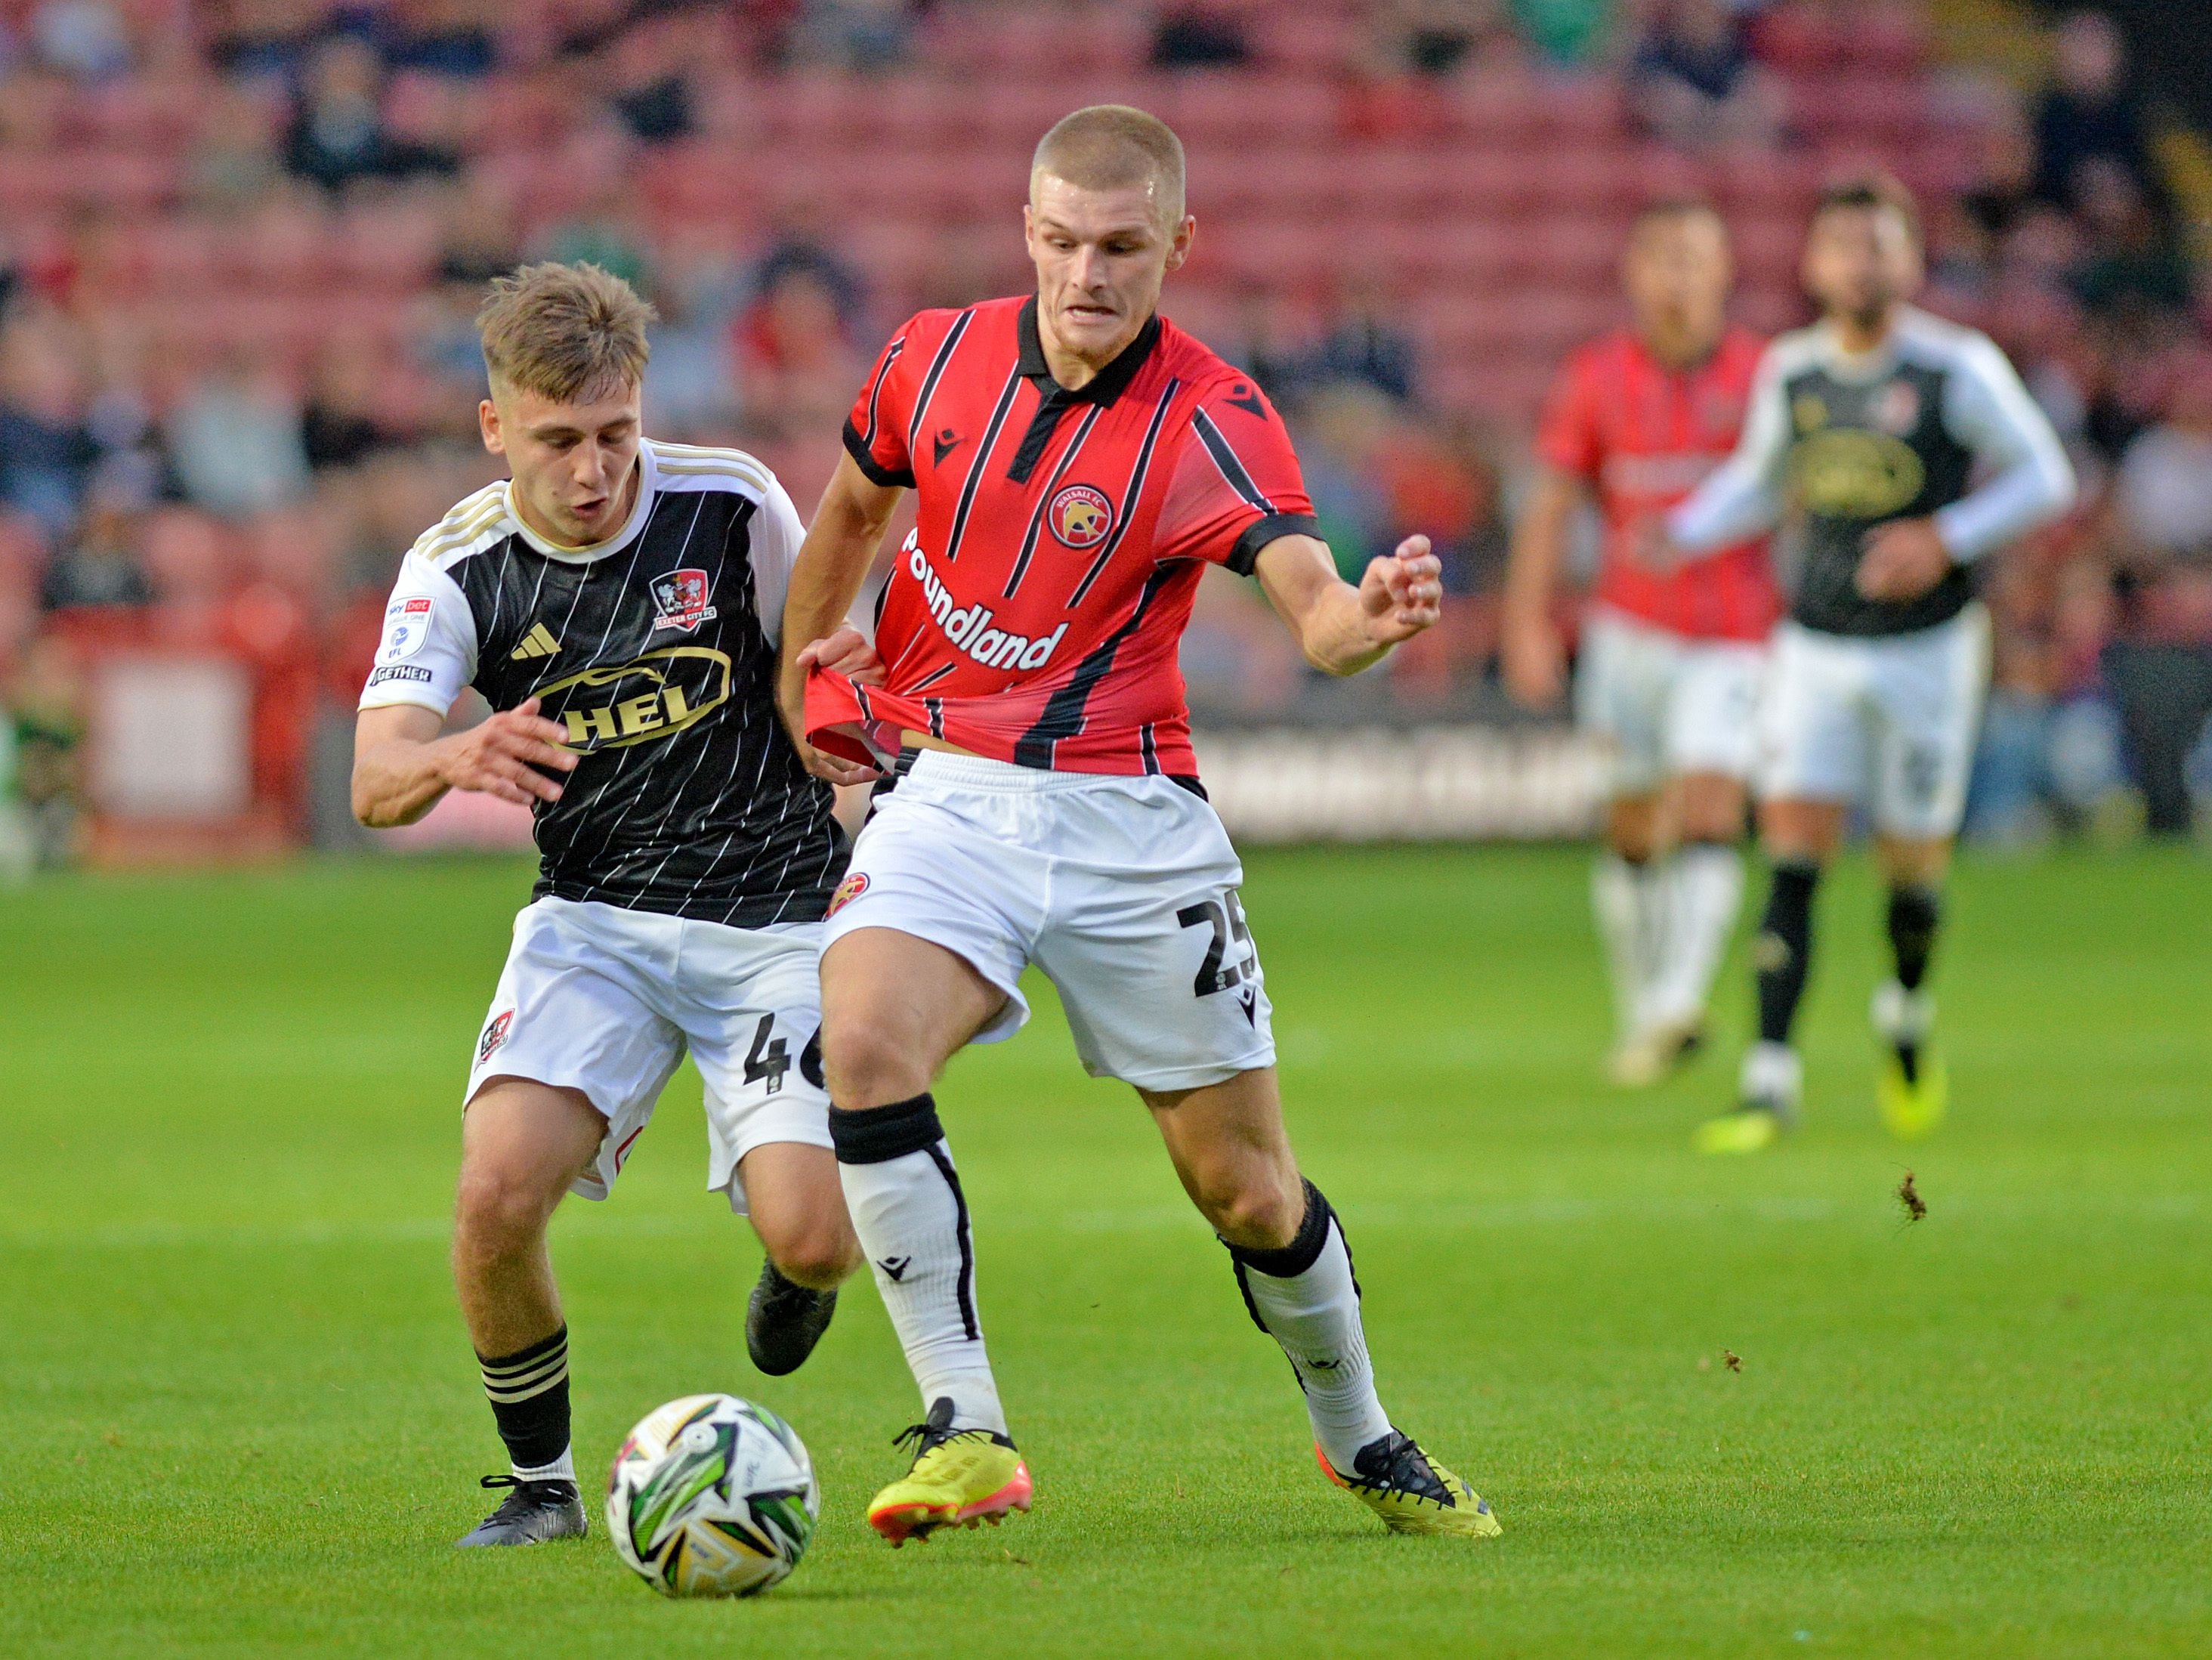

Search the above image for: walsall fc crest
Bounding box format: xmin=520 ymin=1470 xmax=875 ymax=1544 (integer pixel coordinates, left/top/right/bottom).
xmin=827 ymin=871 xmax=870 ymax=917
xmin=650 ymin=568 xmax=717 ymax=632
xmin=1048 ymin=483 xmax=1114 ymax=549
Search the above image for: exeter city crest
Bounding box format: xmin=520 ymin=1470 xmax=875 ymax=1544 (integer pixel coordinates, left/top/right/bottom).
xmin=650 ymin=567 xmax=717 ymax=632
xmin=1048 ymin=483 xmax=1114 ymax=549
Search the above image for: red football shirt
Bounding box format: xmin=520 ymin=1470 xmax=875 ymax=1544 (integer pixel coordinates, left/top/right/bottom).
xmin=1536 ymin=326 xmax=1778 ymax=641
xmin=808 ymin=295 xmax=1320 ymax=776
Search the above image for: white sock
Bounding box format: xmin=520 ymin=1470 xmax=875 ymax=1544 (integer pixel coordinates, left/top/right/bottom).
xmin=1593 ymin=852 xmax=1667 ymax=1037
xmin=830 ymin=1096 xmax=1009 ymax=1437
xmin=1650 ymin=842 xmax=1744 ymax=1028
xmin=1229 ymin=1182 xmax=1392 ymax=1471
xmin=512 ymin=1448 xmax=576 ymax=1483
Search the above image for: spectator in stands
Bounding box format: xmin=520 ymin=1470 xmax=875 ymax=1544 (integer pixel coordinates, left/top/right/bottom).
xmin=2031 ymin=10 xmax=2161 ymax=221
xmin=2068 ymin=158 xmax=2192 ymax=321
xmin=39 ymin=487 xmax=153 ymax=612
xmin=750 ymin=205 xmax=867 ymax=335
xmin=165 ymin=348 xmax=311 ymax=518
xmin=1629 ymin=0 xmax=1786 ymax=153
xmin=1513 ymin=0 xmax=1614 ymax=68
xmin=0 ymin=308 xmax=96 ymax=546
xmin=27 ymin=0 xmax=134 ymax=82
xmin=1310 ymin=273 xmax=1421 ymax=406
xmin=1371 ymin=0 xmax=1522 ymax=77
xmin=302 ymin=338 xmax=406 ymax=472
xmin=377 ymin=0 xmax=501 ymax=79
xmin=606 ymin=11 xmax=699 ymax=145
xmin=283 ymin=34 xmax=455 ymax=193
xmin=188 ymin=79 xmax=286 ymax=211
xmin=1150 ymin=3 xmax=1252 ymax=70
xmin=2107 ymin=350 xmax=2212 ymax=833
xmin=4 ymin=629 xmax=86 ymax=868
xmin=734 ymin=266 xmax=860 ymax=445
xmin=791 ymin=0 xmax=917 ymax=74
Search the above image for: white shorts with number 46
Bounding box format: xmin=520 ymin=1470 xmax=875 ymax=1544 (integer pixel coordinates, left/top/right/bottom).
xmin=823 ymin=750 xmax=1276 ymax=1093
xmin=1576 ymin=606 xmax=1769 ymax=797
xmin=1756 ymin=605 xmax=1990 ymax=839
xmin=465 ymin=898 xmax=832 ymax=1213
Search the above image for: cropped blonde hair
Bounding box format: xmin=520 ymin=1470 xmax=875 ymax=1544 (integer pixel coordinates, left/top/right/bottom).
xmin=476 ymin=261 xmax=656 ymax=402
xmin=1031 ymin=104 xmax=1187 ymax=227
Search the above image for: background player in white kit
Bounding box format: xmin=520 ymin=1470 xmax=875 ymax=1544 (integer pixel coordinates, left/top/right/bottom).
xmin=1658 ymin=178 xmax=2076 ymax=1152
xmin=350 ymin=264 xmax=869 ymax=1545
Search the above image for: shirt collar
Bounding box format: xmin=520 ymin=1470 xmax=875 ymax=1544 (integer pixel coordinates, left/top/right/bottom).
xmin=1017 ymin=295 xmax=1162 ymax=406
xmin=505 ymin=442 xmax=658 ymax=564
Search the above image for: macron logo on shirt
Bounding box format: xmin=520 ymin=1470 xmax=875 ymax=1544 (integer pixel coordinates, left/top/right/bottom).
xmin=904 ymin=535 xmax=1067 ymax=672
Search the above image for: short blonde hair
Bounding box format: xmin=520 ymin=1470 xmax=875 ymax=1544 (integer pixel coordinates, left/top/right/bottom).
xmin=476 ymin=261 xmax=656 ymax=403
xmin=1031 ymin=104 xmax=1187 ymax=227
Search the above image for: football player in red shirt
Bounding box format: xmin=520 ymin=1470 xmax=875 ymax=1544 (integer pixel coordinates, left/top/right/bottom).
xmin=775 ymin=106 xmax=1499 ymax=1545
xmin=1503 ymin=201 xmax=1778 ymax=1087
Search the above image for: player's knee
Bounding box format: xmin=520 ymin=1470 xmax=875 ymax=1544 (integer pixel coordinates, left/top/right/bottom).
xmin=453 ymin=1164 xmax=555 ymax=1260
xmin=768 ymin=1223 xmax=863 ymax=1291
xmin=820 ymin=1023 xmax=931 ymax=1110
xmin=1194 ymin=1167 xmax=1304 ymax=1250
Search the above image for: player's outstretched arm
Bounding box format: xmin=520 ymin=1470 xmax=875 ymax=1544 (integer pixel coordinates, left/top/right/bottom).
xmin=1500 ymin=466 xmax=1582 ymax=709
xmin=778 ymin=454 xmax=904 ymax=786
xmin=350 ymin=698 xmax=576 ymax=828
xmin=1254 ymin=532 xmax=1442 ymax=678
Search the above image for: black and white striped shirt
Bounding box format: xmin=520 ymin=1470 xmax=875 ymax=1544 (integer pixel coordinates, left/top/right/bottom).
xmin=359 ymin=440 xmax=845 ymax=926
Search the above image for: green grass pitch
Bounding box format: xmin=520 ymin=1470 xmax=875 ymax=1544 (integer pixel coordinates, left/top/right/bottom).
xmin=2 ymin=844 xmax=2207 ymax=1657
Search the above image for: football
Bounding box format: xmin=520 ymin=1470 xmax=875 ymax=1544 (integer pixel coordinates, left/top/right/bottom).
xmin=605 ymin=1394 xmax=820 ymax=1598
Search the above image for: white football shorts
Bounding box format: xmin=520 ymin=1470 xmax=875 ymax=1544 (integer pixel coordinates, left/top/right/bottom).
xmin=1756 ymin=604 xmax=1991 ymax=839
xmin=465 ymin=897 xmax=832 ymax=1213
xmin=823 ymin=750 xmax=1276 ymax=1093
xmin=1575 ymin=605 xmax=1768 ymax=796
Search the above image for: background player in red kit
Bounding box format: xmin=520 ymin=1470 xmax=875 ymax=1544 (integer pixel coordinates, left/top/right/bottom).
xmin=1503 ymin=202 xmax=1778 ymax=1087
xmin=776 ymin=105 xmax=1501 ymax=1545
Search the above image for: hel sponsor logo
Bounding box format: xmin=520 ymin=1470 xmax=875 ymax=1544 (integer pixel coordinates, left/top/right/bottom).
xmin=1790 ymin=428 xmax=1926 ymax=520
xmin=378 ymin=596 xmax=435 ymax=663
xmin=366 ymin=663 xmax=434 ymax=688
xmin=536 ymin=646 xmax=732 ymax=751
xmin=1048 ymin=482 xmax=1114 ymax=549
xmin=649 ymin=568 xmax=717 ymax=632
xmin=826 ymin=870 xmax=870 ymax=917
xmin=904 ymin=536 xmax=1067 ymax=672
xmin=477 ymin=1009 xmax=513 ymax=1065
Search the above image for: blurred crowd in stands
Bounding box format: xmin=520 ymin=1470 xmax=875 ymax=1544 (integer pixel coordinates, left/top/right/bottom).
xmin=1 ymin=0 xmax=2209 ymax=861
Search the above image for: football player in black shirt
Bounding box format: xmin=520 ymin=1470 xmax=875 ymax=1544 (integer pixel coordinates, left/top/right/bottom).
xmin=351 ymin=263 xmax=873 ymax=1545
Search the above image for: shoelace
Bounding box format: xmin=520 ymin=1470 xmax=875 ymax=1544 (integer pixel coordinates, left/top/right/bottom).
xmin=1352 ymin=1436 xmax=1454 ymax=1507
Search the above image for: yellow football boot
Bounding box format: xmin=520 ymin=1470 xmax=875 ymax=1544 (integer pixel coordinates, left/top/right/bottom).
xmin=1318 ymin=1433 xmax=1502 ymax=1539
xmin=867 ymin=1398 xmax=1031 ymax=1547
xmin=1693 ymin=1103 xmax=1788 ymax=1155
xmin=1698 ymin=1042 xmax=1800 ymax=1155
xmin=1877 ymin=1050 xmax=1948 ymax=1140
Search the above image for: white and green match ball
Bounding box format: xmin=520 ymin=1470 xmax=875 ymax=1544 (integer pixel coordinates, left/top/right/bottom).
xmin=605 ymin=1393 xmax=819 ymax=1597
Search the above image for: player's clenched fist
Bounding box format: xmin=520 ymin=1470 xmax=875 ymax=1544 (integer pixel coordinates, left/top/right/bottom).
xmin=1359 ymin=534 xmax=1444 ymax=645
xmin=788 ymin=626 xmax=887 ymax=788
xmin=439 ymin=695 xmax=578 ymax=807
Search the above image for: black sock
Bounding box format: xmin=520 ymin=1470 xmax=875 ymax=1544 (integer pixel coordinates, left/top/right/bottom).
xmin=478 ymin=1325 xmax=570 ymax=1475
xmin=1886 ymin=884 xmax=1942 ymax=1083
xmin=1753 ymin=861 xmax=1819 ymax=1046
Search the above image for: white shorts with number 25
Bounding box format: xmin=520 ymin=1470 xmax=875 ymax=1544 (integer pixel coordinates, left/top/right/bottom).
xmin=823 ymin=750 xmax=1276 ymax=1093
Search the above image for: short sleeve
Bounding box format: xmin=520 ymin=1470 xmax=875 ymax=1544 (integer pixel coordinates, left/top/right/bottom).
xmin=747 ymin=474 xmax=808 ymax=651
xmin=1534 ymin=351 xmax=1602 ymax=480
xmin=357 ymin=552 xmax=478 ymax=716
xmin=1154 ymin=380 xmax=1321 ymax=574
xmin=842 ymin=326 xmax=918 ymax=489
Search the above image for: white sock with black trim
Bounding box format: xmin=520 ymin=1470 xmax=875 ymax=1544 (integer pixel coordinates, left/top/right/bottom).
xmin=830 ymin=1093 xmax=1009 ymax=1439
xmin=1225 ymin=1180 xmax=1392 ymax=1471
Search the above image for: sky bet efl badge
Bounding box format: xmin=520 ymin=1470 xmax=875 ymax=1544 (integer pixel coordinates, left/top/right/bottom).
xmin=379 ymin=595 xmax=434 ymax=663
xmin=1049 ymin=483 xmax=1114 ymax=549
xmin=650 ymin=568 xmax=717 ymax=632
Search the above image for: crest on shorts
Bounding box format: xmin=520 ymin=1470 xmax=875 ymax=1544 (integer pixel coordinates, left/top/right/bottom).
xmin=1049 ymin=484 xmax=1114 ymax=550
xmin=650 ymin=568 xmax=717 ymax=632
xmin=477 ymin=1009 xmax=513 ymax=1065
xmin=827 ymin=871 xmax=870 ymax=917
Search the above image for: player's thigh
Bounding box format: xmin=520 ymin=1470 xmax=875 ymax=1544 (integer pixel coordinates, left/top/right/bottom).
xmin=465 ymin=899 xmax=687 ymax=1204
xmin=818 ymin=786 xmax=1040 ymax=1095
xmin=1868 ymin=610 xmax=1989 ymax=841
xmin=1578 ymin=611 xmax=1672 ymax=799
xmin=1031 ymin=782 xmax=1277 ymax=1094
xmin=456 ymin=1078 xmax=606 ymax=1236
xmin=1756 ymin=623 xmax=1868 ymax=812
xmin=1667 ymin=640 xmax=1766 ymax=792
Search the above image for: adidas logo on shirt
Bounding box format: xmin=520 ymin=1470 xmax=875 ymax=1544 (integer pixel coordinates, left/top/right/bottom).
xmin=510 ymin=623 xmax=560 ymax=662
